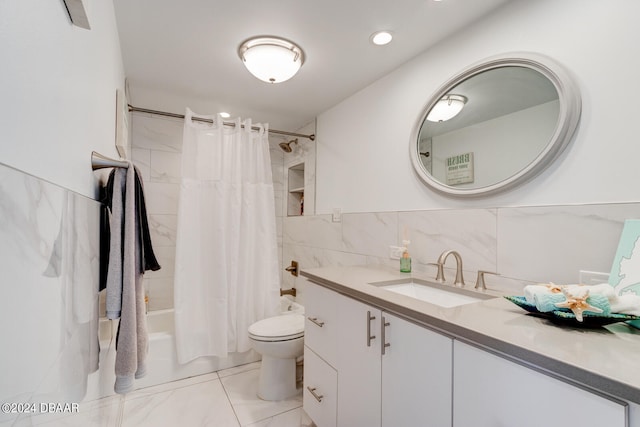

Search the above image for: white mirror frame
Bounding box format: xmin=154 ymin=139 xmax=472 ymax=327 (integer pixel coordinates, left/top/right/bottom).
xmin=410 ymin=52 xmax=582 ymax=197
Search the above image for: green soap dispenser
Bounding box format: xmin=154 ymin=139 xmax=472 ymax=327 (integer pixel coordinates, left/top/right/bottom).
xmin=400 ymin=240 xmax=412 ymax=273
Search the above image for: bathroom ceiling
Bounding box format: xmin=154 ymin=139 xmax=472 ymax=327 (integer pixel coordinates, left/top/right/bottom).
xmin=113 ymin=0 xmax=512 ymax=132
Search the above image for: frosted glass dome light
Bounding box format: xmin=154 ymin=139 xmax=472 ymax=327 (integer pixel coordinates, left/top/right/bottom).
xmin=427 ymin=94 xmax=468 ymax=122
xmin=238 ymin=37 xmax=305 ymax=84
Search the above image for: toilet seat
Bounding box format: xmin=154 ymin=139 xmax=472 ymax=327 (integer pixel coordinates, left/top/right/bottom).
xmin=248 ymin=314 xmax=305 ymax=342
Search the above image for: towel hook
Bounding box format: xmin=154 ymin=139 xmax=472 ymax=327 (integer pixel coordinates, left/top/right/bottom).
xmin=91 ymin=151 xmax=129 ymax=170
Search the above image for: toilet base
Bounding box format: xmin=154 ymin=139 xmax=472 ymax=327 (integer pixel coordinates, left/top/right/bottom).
xmin=257 ymin=355 xmax=299 ymax=401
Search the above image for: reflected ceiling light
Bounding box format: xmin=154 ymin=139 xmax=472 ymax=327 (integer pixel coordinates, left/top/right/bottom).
xmin=238 ymin=36 xmax=305 ymax=84
xmin=219 ymin=112 xmax=231 ymax=118
xmin=371 ymin=31 xmax=393 ymax=46
xmin=426 ymin=94 xmax=468 ymax=122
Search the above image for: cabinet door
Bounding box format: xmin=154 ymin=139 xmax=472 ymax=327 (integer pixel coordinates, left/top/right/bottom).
xmin=381 ymin=313 xmax=453 ymax=427
xmin=304 ymin=281 xmax=339 ymax=367
xmin=304 ymin=346 xmax=338 ymax=427
xmin=336 ymin=296 xmax=382 ymax=427
xmin=453 ymin=341 xmax=627 ymax=427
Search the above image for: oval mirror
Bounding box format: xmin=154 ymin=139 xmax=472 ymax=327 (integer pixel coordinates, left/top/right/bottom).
xmin=410 ymin=52 xmax=581 ymax=197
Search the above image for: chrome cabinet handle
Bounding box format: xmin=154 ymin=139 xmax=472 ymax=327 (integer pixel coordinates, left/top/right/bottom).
xmin=307 ymin=317 xmax=325 ymax=328
xmin=381 ymin=316 xmax=390 ymax=355
xmin=307 ymin=386 xmax=324 ymax=402
xmin=366 ymin=310 xmax=376 ymax=347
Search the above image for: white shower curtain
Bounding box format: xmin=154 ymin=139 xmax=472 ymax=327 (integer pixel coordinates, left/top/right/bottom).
xmin=174 ymin=108 xmax=281 ymax=363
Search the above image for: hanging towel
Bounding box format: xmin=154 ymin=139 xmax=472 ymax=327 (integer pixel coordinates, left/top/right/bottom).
xmin=103 ymin=164 xmax=160 ymax=394
xmin=105 ymin=169 xmax=126 ymax=318
xmin=100 ymin=167 xmax=160 ymax=295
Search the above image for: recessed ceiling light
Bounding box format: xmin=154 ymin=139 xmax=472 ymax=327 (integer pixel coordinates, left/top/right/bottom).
xmin=219 ymin=112 xmax=231 ymax=119
xmin=371 ymin=31 xmax=393 ymax=46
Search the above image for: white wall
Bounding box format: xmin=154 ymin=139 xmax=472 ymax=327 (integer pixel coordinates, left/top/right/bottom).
xmin=0 ymin=0 xmax=125 ymax=199
xmin=316 ymin=0 xmax=640 ymax=213
xmin=431 ymin=101 xmax=558 ymax=188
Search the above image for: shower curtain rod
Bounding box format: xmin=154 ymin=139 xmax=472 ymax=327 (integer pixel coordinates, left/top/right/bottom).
xmin=128 ymin=105 xmax=316 ymax=141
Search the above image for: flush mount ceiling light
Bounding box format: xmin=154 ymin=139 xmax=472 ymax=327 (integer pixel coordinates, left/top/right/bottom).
xmin=426 ymin=94 xmax=468 ymax=122
xmin=238 ymin=36 xmax=305 ymax=84
xmin=371 ymin=31 xmax=393 ymax=46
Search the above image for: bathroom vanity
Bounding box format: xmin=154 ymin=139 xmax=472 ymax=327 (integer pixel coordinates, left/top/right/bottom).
xmin=300 ymin=265 xmax=640 ymax=427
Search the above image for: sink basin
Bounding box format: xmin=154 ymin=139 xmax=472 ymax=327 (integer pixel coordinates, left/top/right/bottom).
xmin=370 ymin=278 xmax=495 ymax=308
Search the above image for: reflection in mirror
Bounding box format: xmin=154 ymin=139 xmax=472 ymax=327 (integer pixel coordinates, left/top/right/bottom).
xmin=410 ymin=53 xmax=581 ymax=197
xmin=427 ymin=94 xmax=468 ymax=122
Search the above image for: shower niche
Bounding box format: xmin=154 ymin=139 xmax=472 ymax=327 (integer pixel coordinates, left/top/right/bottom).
xmin=287 ymin=162 xmax=305 ymax=216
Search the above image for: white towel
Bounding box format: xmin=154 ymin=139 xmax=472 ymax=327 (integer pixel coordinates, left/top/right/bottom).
xmin=563 ymin=284 xmax=590 ymax=300
xmin=610 ymin=293 xmax=640 ymax=316
xmin=585 ymin=283 xmax=616 ymax=300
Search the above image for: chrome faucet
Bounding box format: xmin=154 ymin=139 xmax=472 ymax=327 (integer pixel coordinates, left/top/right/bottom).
xmin=435 ymin=250 xmax=465 ymax=287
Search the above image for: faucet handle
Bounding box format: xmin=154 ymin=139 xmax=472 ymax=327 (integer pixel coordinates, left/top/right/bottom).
xmin=475 ymin=270 xmax=499 ymax=290
xmin=285 ymin=260 xmax=299 ymax=277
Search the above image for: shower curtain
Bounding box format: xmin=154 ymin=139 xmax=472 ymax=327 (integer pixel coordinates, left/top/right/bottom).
xmin=174 ymin=108 xmax=281 ymax=364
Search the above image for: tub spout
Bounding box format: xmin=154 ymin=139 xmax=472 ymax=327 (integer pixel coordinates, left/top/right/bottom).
xmin=280 ymin=288 xmax=297 ymax=297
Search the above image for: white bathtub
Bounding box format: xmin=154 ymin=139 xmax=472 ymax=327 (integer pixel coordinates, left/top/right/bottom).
xmin=279 ymin=295 xmax=305 ymax=315
xmin=84 ymin=297 xmax=303 ymax=400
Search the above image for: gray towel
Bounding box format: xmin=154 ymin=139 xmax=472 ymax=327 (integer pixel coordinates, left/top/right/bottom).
xmin=105 ymin=169 xmax=125 ymax=319
xmin=107 ymin=164 xmax=149 ymax=394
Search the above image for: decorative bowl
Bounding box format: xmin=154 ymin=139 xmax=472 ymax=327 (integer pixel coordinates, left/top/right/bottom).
xmin=504 ymin=295 xmax=640 ymax=328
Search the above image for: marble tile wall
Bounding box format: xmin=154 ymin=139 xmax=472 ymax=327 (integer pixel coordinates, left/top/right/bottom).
xmin=0 ymin=163 xmax=101 ymax=425
xmin=131 ymin=114 xmax=182 ymax=311
xmin=286 ymin=204 xmax=640 ymax=304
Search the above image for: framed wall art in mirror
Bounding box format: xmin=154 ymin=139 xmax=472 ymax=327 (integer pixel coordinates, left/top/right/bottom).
xmin=410 ymin=52 xmax=581 ymax=197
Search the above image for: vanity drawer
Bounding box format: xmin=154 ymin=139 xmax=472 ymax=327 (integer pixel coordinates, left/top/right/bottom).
xmin=304 ymin=280 xmax=338 ymax=366
xmin=303 ymin=345 xmax=337 ymax=427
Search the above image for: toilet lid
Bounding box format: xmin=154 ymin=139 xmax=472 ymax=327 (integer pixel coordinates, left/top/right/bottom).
xmin=248 ymin=314 xmax=305 ymax=341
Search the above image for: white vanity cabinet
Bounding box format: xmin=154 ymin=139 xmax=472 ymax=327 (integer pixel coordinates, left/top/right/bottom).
xmin=335 ymin=296 xmax=382 ymax=427
xmin=453 ymin=340 xmax=627 ymax=427
xmin=381 ymin=312 xmax=452 ymax=427
xmin=304 ymin=347 xmax=338 ymax=427
xmin=336 ymin=297 xmax=453 ymax=427
xmin=304 ymin=280 xmax=338 ymax=366
xmin=303 ymin=280 xmax=340 ymax=427
xmin=303 ymin=280 xmax=453 ymax=427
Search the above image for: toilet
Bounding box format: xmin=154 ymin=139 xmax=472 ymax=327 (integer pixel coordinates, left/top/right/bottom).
xmin=248 ymin=313 xmax=305 ymax=401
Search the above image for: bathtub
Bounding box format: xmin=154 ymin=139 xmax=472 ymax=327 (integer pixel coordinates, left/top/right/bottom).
xmin=279 ymin=295 xmax=305 ymax=314
xmin=84 ymin=297 xmax=303 ymax=400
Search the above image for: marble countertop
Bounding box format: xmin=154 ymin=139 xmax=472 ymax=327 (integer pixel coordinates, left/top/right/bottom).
xmin=300 ymin=265 xmax=640 ymax=405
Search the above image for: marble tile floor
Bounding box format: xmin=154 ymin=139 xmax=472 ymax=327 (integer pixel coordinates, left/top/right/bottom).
xmin=26 ymin=362 xmax=313 ymax=427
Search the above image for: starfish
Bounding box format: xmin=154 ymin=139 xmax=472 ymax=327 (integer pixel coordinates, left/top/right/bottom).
xmin=554 ymin=288 xmax=603 ymax=322
xmin=544 ymin=282 xmax=563 ymax=294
